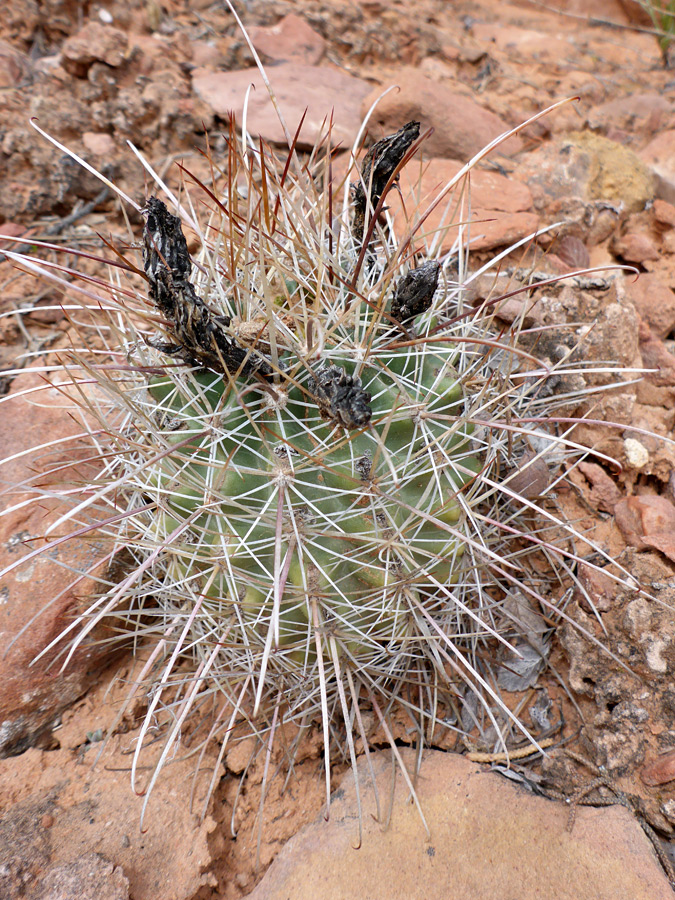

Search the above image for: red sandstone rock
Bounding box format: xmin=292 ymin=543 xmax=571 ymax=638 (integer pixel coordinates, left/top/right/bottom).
xmin=586 ymin=93 xmax=673 ymax=137
xmin=641 ymin=130 xmax=675 ymax=205
xmin=390 ymin=157 xmax=538 ymax=252
xmin=578 ymin=461 xmax=622 ymax=513
xmin=616 ymin=0 xmax=661 ymax=26
xmin=0 ymin=40 xmax=31 ymax=89
xmin=626 ymin=274 xmax=675 ymax=339
xmin=248 ymin=14 xmax=326 ymax=65
xmin=653 ymin=199 xmax=675 ymax=228
xmin=0 ymin=373 xmax=116 ymax=756
xmin=82 ymin=132 xmax=116 ymax=157
xmin=613 ymin=230 xmax=660 ymax=263
xmin=471 ymin=22 xmax=572 ymax=61
xmin=0 ymin=222 xmax=28 ymax=251
xmin=247 ymin=750 xmax=674 ymax=900
xmin=641 ymin=748 xmax=675 ymax=786
xmin=576 ymin=563 xmax=617 ymax=613
xmin=192 ymin=64 xmax=370 ymax=149
xmin=362 ymin=68 xmax=522 ymax=160
xmin=614 ymin=494 xmax=675 ymax=561
xmin=61 ymin=23 xmax=128 ymax=76
xmin=638 ymin=324 xmax=675 ymax=386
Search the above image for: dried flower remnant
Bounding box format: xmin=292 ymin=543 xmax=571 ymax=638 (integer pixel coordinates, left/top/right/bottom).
xmin=142 ymin=197 xmax=273 ymax=379
xmin=390 ymin=260 xmax=441 ymax=327
xmin=310 ymin=364 xmax=373 ymax=430
xmin=351 ymin=120 xmax=420 ymax=244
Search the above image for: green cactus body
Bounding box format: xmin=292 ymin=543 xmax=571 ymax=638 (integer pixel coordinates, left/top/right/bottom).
xmin=4 ymin=111 xmax=640 ymax=836
xmin=142 ymin=339 xmax=478 ymax=670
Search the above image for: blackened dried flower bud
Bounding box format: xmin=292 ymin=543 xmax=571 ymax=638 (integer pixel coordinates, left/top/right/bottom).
xmin=310 ymin=364 xmax=372 ymax=430
xmin=142 ymin=197 xmax=273 ymax=379
xmin=390 ymin=260 xmax=441 ymax=326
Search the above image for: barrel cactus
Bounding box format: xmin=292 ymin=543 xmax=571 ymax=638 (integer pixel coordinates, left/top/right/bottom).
xmin=2 ymin=111 xmax=623 ymax=831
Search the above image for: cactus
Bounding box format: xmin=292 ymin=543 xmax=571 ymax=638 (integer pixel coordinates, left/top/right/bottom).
xmin=1 ymin=108 xmax=637 ymax=836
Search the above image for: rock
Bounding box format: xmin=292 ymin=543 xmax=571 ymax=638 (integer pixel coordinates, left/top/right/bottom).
xmin=192 ymin=64 xmax=371 ymax=148
xmin=33 ymin=853 xmax=130 ymax=900
xmin=0 ymin=221 xmax=28 ymax=250
xmin=639 ymin=323 xmax=675 ymax=386
xmin=613 ymin=230 xmax=660 ymax=263
xmin=246 ymin=750 xmax=674 ymax=900
xmin=390 ymin=157 xmax=538 ymax=251
xmin=61 ymin=23 xmax=128 ymax=76
xmin=626 ymin=274 xmax=675 ymax=339
xmin=2 ymin=0 xmax=40 ymax=45
xmin=653 ymin=198 xmax=675 ymax=228
xmin=82 ymin=132 xmax=116 ymax=157
xmin=188 ymin=38 xmax=232 ymax=69
xmin=641 ymin=749 xmax=675 ymax=787
xmin=518 ymin=132 xmax=654 ymax=213
xmin=578 ymin=461 xmax=622 ymax=513
xmin=641 ymin=130 xmax=675 ymax=205
xmin=562 ymin=562 xmax=675 ymax=797
xmin=576 ymin=562 xmax=617 ymax=613
xmin=616 ymin=0 xmax=660 ymax=26
xmin=0 ymin=373 xmax=116 ymax=756
xmin=0 ymin=40 xmax=32 ymax=89
xmin=0 ymin=681 xmax=219 ymax=900
xmin=362 ymin=68 xmax=522 ymax=160
xmin=586 ymin=93 xmax=673 ymax=137
xmin=225 ymin=736 xmax=257 ymax=775
xmin=624 ymin=400 xmax=675 ymax=482
xmin=643 ymin=532 xmax=675 ymax=564
xmin=471 ymin=271 xmax=544 ymax=327
xmin=614 ymin=495 xmax=675 ymax=561
xmin=540 ymin=197 xmax=619 ymax=247
xmin=471 ymin=22 xmax=572 ymax=61
xmin=248 ymin=14 xmax=326 ymax=65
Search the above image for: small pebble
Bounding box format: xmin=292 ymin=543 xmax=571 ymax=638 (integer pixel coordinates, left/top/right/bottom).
xmin=641 ymin=748 xmax=675 ymax=786
xmin=624 ymin=437 xmax=649 ymax=469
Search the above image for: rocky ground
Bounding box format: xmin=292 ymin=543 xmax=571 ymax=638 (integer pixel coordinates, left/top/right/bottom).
xmin=3 ymin=0 xmax=675 ymax=897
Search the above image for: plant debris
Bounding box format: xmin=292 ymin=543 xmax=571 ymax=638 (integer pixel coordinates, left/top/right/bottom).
xmin=310 ymin=364 xmax=373 ymax=429
xmin=390 ymin=260 xmax=441 ymax=326
xmin=142 ymin=197 xmax=274 ymax=379
xmin=351 ymin=120 xmax=420 ymax=244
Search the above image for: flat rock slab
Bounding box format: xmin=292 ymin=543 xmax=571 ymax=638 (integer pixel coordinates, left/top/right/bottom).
xmin=247 ymin=14 xmax=326 ymax=65
xmin=192 ymin=64 xmax=371 ymax=149
xmin=246 ymin=750 xmax=673 ymax=900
